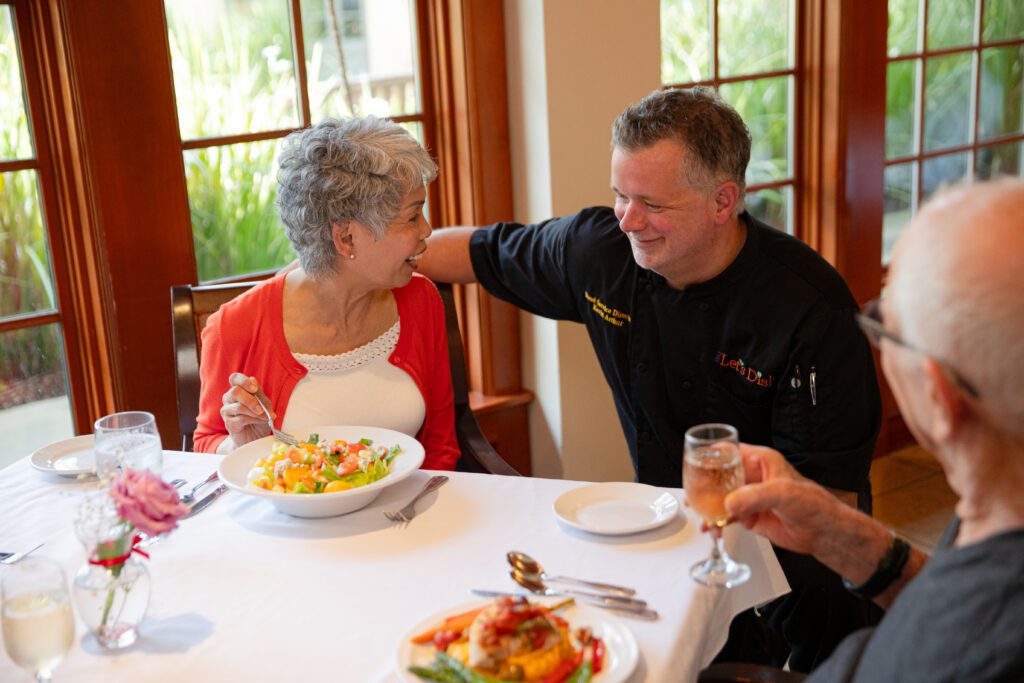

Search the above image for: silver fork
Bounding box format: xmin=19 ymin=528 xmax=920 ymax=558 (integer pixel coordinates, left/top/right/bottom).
xmin=251 ymin=393 xmax=300 ymax=446
xmin=179 ymin=471 xmax=219 ymax=505
xmin=0 ymin=543 xmax=44 ymax=565
xmin=384 ymin=475 xmax=449 ymax=525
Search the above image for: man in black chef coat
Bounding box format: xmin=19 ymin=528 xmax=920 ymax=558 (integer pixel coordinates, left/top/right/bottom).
xmin=419 ymin=86 xmax=883 ymax=671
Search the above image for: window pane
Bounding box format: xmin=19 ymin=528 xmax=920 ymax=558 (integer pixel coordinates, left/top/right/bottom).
xmin=166 ymin=0 xmax=298 ymax=140
xmin=886 ymin=60 xmax=919 ymax=158
xmin=922 ymin=151 xmax=970 ymax=201
xmin=398 ymin=120 xmax=423 ymax=144
xmin=300 ymin=0 xmax=421 ymax=120
xmin=0 ymin=170 xmax=55 ymax=318
xmin=926 ymin=0 xmax=977 ymax=49
xmin=0 ymin=7 xmax=32 ymax=160
xmin=747 ymin=185 xmax=792 ymax=234
xmin=982 ymin=0 xmax=1024 ymax=42
xmin=661 ymin=0 xmax=712 ymax=85
xmin=0 ymin=323 xmax=73 ymax=467
xmin=883 ymin=163 xmax=915 ymax=264
xmin=720 ymin=76 xmax=792 ymax=185
xmin=979 ymin=45 xmax=1023 ymax=140
xmin=976 ymin=141 xmax=1022 ymax=179
xmin=923 ymin=52 xmax=973 ymax=151
xmin=183 ymin=140 xmax=295 ymax=282
xmin=888 ymin=0 xmax=921 ymax=57
xmin=718 ymin=0 xmax=793 ymax=78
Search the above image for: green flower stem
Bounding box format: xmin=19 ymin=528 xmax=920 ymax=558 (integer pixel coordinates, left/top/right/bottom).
xmin=94 ymin=524 xmax=133 ymax=633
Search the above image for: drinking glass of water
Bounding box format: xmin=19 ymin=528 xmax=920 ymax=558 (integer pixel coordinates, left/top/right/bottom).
xmin=1 ymin=557 xmax=74 ymax=682
xmin=683 ymin=423 xmax=751 ymax=588
xmin=93 ymin=411 xmax=163 ymax=481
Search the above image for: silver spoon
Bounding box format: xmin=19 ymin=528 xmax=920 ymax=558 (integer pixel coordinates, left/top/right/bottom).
xmin=507 ymin=550 xmax=637 ymax=596
xmin=509 ymin=568 xmax=647 ymax=608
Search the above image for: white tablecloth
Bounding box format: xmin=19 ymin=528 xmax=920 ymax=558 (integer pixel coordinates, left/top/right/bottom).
xmin=0 ymin=452 xmax=789 ymax=682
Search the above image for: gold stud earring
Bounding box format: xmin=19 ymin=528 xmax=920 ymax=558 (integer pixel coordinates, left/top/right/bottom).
xmin=349 ymin=253 xmax=355 ymax=260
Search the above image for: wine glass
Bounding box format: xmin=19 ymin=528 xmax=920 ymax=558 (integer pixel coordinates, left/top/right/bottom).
xmin=684 ymin=423 xmax=751 ymax=587
xmin=1 ymin=557 xmax=75 ymax=682
xmin=93 ymin=411 xmax=163 ymax=481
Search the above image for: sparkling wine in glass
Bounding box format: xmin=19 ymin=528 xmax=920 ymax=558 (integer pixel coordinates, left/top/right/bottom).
xmin=1 ymin=557 xmax=74 ymax=682
xmin=93 ymin=411 xmax=163 ymax=481
xmin=684 ymin=423 xmax=751 ymax=587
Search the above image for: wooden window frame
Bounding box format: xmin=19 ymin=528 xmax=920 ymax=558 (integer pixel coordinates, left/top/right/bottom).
xmin=662 ymin=0 xmax=802 ymax=236
xmin=4 ymin=0 xmax=117 ymax=431
xmin=13 ymin=0 xmax=524 ymax=451
xmin=883 ymin=1 xmax=1024 ymax=217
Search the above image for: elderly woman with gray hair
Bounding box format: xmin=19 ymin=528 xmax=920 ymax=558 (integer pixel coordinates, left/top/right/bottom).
xmin=193 ymin=117 xmax=459 ymax=470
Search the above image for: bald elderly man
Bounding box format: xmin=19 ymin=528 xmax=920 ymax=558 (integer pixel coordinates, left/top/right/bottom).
xmin=725 ymin=178 xmax=1024 ymax=681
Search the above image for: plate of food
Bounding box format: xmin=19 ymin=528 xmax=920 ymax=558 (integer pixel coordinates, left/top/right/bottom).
xmin=30 ymin=435 xmax=96 ymax=478
xmin=553 ymin=482 xmax=681 ymax=536
xmin=218 ymin=425 xmax=424 ymax=518
xmin=397 ymin=595 xmax=639 ymax=683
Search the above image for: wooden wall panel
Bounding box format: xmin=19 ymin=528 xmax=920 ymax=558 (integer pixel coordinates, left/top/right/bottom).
xmin=801 ymin=0 xmax=912 ymax=455
xmin=814 ymin=0 xmax=887 ymax=304
xmin=15 ymin=0 xmax=117 ymax=430
xmin=424 ymin=0 xmax=532 ymax=437
xmin=58 ymin=0 xmax=196 ymax=446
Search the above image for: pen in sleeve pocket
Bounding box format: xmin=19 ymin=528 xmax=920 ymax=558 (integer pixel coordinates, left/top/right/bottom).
xmin=809 ymin=366 xmax=817 ymax=406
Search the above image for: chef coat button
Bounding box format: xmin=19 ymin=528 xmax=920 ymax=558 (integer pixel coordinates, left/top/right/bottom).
xmin=636 ymin=362 xmax=647 ymax=374
xmin=699 ymin=302 xmax=709 ymax=312
xmin=682 ymin=380 xmax=692 ymax=389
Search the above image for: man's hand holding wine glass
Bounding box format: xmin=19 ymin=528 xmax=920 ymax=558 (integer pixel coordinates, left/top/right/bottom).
xmin=725 ymin=444 xmax=896 ymax=597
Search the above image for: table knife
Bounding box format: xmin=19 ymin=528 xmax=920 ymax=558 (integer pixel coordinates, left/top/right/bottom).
xmin=186 ymin=484 xmax=228 ymax=518
xmin=471 ymin=589 xmax=659 ymax=620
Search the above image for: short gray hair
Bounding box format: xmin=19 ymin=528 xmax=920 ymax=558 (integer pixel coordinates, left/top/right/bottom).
xmin=889 ymin=178 xmax=1024 ymax=436
xmin=276 ymin=117 xmax=437 ymax=278
xmin=612 ymin=87 xmax=751 ymax=211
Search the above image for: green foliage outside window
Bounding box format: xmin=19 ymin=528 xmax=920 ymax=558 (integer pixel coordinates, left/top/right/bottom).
xmin=661 ymin=0 xmax=794 ymax=231
xmin=166 ymin=0 xmax=420 ymax=282
xmin=166 ymin=0 xmax=298 ymax=282
xmin=0 ymin=13 xmax=63 ymax=390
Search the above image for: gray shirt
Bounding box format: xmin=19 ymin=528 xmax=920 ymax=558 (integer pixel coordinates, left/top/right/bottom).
xmin=809 ymin=519 xmax=1024 ymax=682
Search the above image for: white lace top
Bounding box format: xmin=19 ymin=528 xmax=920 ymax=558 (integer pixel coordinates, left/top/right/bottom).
xmin=280 ymin=321 xmax=426 ymax=438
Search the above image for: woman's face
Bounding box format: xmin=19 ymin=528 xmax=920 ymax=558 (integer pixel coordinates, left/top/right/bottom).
xmin=348 ymin=185 xmax=431 ymax=290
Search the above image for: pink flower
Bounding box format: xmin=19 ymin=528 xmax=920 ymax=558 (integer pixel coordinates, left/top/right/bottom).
xmin=109 ymin=469 xmax=190 ymax=537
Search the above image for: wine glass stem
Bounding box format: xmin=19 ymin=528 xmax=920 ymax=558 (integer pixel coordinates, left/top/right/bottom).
xmin=36 ymin=672 xmax=53 ymax=683
xmin=710 ymin=531 xmax=728 ymax=563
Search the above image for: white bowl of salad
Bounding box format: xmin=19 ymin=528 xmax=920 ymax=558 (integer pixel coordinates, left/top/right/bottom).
xmin=218 ymin=425 xmax=425 ymax=518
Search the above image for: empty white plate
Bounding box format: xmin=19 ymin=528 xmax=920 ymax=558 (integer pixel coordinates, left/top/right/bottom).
xmin=553 ymin=482 xmax=682 ymax=536
xmin=30 ymin=435 xmax=95 ymax=477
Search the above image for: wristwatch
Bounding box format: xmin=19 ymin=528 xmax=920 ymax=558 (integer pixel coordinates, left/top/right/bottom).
xmin=842 ymin=532 xmax=911 ymax=599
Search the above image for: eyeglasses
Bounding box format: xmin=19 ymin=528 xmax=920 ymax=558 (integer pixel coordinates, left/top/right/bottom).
xmin=855 ymin=297 xmax=980 ymax=399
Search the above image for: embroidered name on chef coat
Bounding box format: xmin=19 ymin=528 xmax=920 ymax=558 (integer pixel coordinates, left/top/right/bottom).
xmin=584 ymin=291 xmax=632 ymax=328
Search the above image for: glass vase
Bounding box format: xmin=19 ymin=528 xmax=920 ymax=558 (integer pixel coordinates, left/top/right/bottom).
xmin=72 ymin=558 xmax=150 ymax=649
xmin=73 ymin=490 xmax=152 ymax=649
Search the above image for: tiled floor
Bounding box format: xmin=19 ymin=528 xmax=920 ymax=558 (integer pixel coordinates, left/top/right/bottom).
xmin=871 ymin=445 xmax=957 ymax=553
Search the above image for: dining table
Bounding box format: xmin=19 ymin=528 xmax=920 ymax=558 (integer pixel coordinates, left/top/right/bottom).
xmin=0 ymin=449 xmax=789 ymax=682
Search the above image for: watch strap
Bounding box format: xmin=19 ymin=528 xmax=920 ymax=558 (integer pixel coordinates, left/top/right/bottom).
xmin=843 ymin=534 xmax=911 ymax=599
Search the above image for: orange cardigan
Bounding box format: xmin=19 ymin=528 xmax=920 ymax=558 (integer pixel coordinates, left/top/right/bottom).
xmin=193 ymin=272 xmax=459 ymax=470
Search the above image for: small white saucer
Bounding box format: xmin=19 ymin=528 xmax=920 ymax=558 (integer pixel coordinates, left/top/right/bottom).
xmin=30 ymin=435 xmax=95 ymax=477
xmin=553 ymin=482 xmax=681 ymax=536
